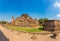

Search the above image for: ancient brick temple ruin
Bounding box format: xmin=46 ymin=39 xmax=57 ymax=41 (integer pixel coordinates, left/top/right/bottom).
xmin=11 ymin=14 xmax=39 ymax=28
xmin=44 ymin=20 xmax=60 ymax=32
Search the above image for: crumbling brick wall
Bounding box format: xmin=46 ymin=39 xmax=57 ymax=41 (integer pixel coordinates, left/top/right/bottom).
xmin=44 ymin=20 xmax=60 ymax=32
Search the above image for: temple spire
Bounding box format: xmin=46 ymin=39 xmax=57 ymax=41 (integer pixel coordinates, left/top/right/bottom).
xmin=11 ymin=16 xmax=14 ymax=22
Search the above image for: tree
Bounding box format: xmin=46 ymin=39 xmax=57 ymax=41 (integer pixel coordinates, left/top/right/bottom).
xmin=1 ymin=21 xmax=7 ymax=24
xmin=38 ymin=18 xmax=48 ymax=26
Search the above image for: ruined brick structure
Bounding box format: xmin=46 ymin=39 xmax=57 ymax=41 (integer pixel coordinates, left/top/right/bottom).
xmin=44 ymin=20 xmax=60 ymax=32
xmin=11 ymin=14 xmax=39 ymax=28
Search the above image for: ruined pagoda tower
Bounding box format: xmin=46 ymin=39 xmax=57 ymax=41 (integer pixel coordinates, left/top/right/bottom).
xmin=11 ymin=14 xmax=39 ymax=28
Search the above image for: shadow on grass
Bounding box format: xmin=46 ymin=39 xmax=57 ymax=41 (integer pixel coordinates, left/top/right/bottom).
xmin=38 ymin=26 xmax=44 ymax=30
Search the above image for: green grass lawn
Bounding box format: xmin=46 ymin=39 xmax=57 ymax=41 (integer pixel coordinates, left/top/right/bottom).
xmin=5 ymin=25 xmax=44 ymax=32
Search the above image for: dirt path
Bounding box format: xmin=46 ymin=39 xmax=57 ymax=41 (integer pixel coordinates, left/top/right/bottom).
xmin=0 ymin=30 xmax=9 ymax=41
xmin=0 ymin=25 xmax=60 ymax=41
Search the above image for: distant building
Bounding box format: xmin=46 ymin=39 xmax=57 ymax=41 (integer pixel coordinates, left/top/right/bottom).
xmin=44 ymin=20 xmax=60 ymax=32
xmin=11 ymin=14 xmax=39 ymax=28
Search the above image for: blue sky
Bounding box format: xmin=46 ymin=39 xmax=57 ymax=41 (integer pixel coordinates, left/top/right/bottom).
xmin=0 ymin=0 xmax=60 ymax=22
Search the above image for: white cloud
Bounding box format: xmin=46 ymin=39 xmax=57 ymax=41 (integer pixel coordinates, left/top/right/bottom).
xmin=57 ymin=14 xmax=60 ymax=17
xmin=53 ymin=1 xmax=60 ymax=8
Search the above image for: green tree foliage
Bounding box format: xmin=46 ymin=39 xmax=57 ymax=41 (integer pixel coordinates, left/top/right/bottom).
xmin=2 ymin=21 xmax=7 ymax=24
xmin=38 ymin=18 xmax=48 ymax=26
xmin=0 ymin=21 xmax=7 ymax=24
